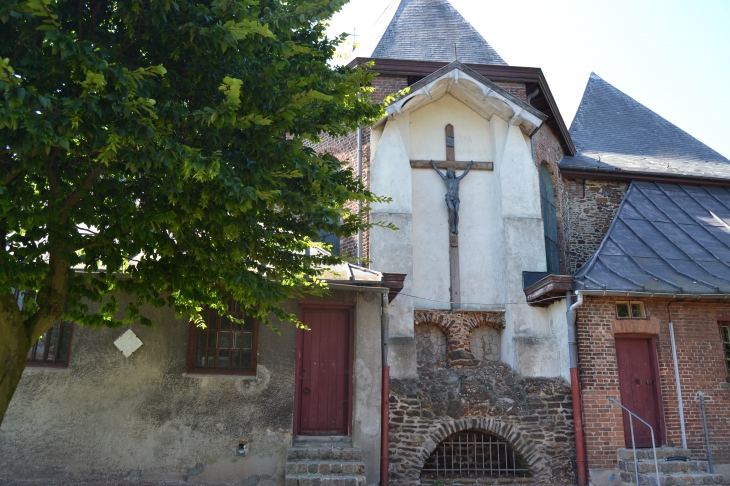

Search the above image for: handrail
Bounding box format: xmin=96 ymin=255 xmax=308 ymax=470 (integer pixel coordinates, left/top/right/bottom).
xmin=608 ymin=398 xmax=660 ymax=486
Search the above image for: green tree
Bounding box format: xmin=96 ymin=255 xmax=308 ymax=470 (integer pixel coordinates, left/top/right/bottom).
xmin=0 ymin=0 xmax=383 ymax=425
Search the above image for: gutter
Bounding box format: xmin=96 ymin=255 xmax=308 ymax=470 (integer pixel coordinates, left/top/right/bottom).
xmin=566 ymin=290 xmax=587 ymax=486
xmin=577 ymin=290 xmax=730 ymax=299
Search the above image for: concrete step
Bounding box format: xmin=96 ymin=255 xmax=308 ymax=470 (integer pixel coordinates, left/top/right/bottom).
xmin=286 ymin=447 xmax=363 ymax=462
xmin=620 ymin=471 xmax=724 ymax=486
xmin=284 ymin=474 xmax=366 ymax=486
xmin=285 ymin=461 xmax=366 ymax=476
xmin=619 ymin=459 xmax=709 ymax=475
xmin=617 ymin=447 xmax=692 ymax=461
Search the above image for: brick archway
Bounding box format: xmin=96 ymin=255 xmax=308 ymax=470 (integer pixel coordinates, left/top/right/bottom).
xmin=394 ymin=416 xmax=549 ymax=482
xmin=414 ymin=310 xmax=504 ymax=365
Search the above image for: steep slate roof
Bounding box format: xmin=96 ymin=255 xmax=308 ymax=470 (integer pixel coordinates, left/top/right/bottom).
xmin=351 ymin=0 xmax=507 ymax=65
xmin=561 ymin=73 xmax=730 ymax=182
xmin=574 ymin=181 xmax=730 ymax=295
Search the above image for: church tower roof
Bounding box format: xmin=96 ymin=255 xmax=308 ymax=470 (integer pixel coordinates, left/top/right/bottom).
xmin=352 ymin=0 xmax=507 ymax=66
xmin=561 ymin=73 xmax=730 ymax=182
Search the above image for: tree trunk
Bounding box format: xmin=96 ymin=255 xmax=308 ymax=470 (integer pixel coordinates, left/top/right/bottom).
xmin=0 ymin=299 xmax=32 ymax=427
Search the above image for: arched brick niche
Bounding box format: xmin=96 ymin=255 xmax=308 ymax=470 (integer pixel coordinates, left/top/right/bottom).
xmin=415 ymin=325 xmax=448 ymax=364
xmin=414 ymin=310 xmax=504 ymax=366
xmin=389 ymin=363 xmax=576 ymax=485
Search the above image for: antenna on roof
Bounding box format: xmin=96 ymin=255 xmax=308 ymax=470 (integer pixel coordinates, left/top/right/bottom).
xmin=352 ymin=27 xmax=357 ymax=53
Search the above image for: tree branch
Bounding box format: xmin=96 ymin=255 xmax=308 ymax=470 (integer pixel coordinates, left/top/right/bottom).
xmin=24 ymin=248 xmax=69 ymax=341
xmin=60 ymin=165 xmax=105 ymax=223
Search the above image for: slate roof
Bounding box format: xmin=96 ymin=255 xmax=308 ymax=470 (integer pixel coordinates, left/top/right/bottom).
xmin=574 ymin=181 xmax=730 ymax=295
xmin=561 ymin=73 xmax=730 ymax=182
xmin=351 ymin=0 xmax=507 ymax=66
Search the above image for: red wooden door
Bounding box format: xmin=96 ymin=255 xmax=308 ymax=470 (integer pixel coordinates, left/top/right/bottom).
xmin=295 ymin=305 xmax=353 ymax=436
xmin=615 ymin=337 xmax=663 ymax=448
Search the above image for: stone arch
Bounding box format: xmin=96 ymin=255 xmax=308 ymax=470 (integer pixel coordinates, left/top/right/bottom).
xmin=414 ymin=310 xmax=505 ymax=365
xmin=408 ymin=417 xmax=549 ymax=482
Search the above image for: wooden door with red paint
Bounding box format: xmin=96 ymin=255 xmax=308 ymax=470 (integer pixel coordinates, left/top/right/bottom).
xmin=295 ymin=305 xmax=353 ymax=436
xmin=615 ymin=337 xmax=663 ymax=448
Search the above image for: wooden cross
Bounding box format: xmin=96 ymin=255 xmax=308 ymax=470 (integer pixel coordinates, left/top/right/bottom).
xmin=410 ymin=124 xmax=493 ymax=171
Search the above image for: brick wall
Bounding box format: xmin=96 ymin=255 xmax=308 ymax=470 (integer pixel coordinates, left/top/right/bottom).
xmin=310 ymin=76 xmax=408 ymax=262
xmin=494 ymin=81 xmax=527 ymax=102
xmin=576 ymin=296 xmax=730 ymax=471
xmin=562 ymin=180 xmax=628 ymax=274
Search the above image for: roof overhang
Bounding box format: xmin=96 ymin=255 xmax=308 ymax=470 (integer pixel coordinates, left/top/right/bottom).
xmin=349 ymin=57 xmax=575 ymax=155
xmin=560 ymin=166 xmax=730 ymax=188
xmin=373 ymin=61 xmax=546 ymax=137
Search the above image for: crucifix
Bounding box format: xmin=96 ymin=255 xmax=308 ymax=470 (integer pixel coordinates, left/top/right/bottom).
xmin=429 ymin=124 xmax=474 ymax=310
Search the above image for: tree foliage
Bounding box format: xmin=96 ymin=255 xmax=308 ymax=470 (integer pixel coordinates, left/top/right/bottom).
xmin=0 ymin=0 xmax=384 ymax=422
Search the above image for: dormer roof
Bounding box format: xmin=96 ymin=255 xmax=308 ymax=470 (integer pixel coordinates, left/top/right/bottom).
xmin=351 ymin=0 xmax=507 ymax=65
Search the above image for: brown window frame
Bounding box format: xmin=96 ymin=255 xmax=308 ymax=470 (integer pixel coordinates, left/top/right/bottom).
xmin=26 ymin=319 xmax=75 ymax=369
xmin=615 ymin=301 xmax=646 ymax=319
xmin=186 ymin=301 xmax=259 ymax=376
xmin=718 ymin=320 xmax=730 ymax=383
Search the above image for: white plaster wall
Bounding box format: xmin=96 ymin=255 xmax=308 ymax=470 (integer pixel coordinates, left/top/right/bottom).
xmin=409 ymin=93 xmax=492 ymax=162
xmin=548 ymin=298 xmax=571 ymax=382
xmin=408 ymin=94 xmax=502 ymax=309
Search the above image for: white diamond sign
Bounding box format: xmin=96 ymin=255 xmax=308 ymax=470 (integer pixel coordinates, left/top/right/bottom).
xmin=114 ymin=329 xmax=143 ymax=358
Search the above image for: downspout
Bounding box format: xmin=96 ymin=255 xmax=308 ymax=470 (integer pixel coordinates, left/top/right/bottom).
xmin=566 ymin=290 xmax=587 ymax=486
xmin=357 ymin=126 xmax=363 ymax=266
xmin=380 ymin=292 xmax=390 ymax=486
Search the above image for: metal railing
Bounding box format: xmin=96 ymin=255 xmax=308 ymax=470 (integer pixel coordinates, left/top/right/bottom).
xmin=608 ymin=398 xmax=660 ymax=486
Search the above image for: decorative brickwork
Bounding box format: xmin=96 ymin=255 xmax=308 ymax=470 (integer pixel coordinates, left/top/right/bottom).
xmin=563 ymin=180 xmax=627 ymax=273
xmin=388 ymin=363 xmax=577 ymax=485
xmin=576 ymin=297 xmax=730 ymax=471
xmin=414 ymin=310 xmax=505 ymax=366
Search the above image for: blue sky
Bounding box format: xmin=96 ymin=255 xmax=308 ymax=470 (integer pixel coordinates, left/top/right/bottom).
xmin=326 ymin=0 xmax=730 ymax=159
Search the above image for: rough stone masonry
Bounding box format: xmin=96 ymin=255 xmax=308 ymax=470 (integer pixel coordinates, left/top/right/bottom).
xmin=388 ymin=360 xmax=577 ymax=485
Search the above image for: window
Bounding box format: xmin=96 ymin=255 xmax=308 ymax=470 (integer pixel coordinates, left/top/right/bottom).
xmin=539 ymin=164 xmax=560 ymax=275
xmin=187 ymin=300 xmax=258 ymax=375
xmin=27 ymin=319 xmax=74 ymax=368
xmin=719 ymin=322 xmax=730 ymax=380
xmin=616 ymin=301 xmax=646 ymax=319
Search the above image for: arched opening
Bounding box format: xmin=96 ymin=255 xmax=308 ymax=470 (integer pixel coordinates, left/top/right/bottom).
xmin=539 ymin=164 xmax=559 ymax=275
xmin=421 ymin=430 xmax=532 ymax=480
xmin=415 ymin=324 xmax=447 ymax=364
xmin=469 ymin=326 xmax=501 ymax=362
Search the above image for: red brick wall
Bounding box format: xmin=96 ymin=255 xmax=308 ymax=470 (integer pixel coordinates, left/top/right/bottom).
xmin=494 ymin=81 xmax=527 ymax=102
xmin=577 ymin=296 xmax=730 ymax=470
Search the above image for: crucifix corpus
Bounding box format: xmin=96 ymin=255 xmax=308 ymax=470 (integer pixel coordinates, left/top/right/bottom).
xmin=425 ymin=123 xmax=488 ymax=310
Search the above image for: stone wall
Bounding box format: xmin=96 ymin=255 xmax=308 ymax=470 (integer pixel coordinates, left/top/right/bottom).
xmin=388 ymin=310 xmax=577 ymax=485
xmin=388 ymin=363 xmax=576 ymax=485
xmin=562 ymin=179 xmax=627 ymax=274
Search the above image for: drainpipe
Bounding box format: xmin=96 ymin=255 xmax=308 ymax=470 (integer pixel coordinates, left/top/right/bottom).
xmin=380 ymin=292 xmax=390 ymax=486
xmin=669 ymin=322 xmax=688 ymax=449
xmin=566 ymin=291 xmax=587 ymax=486
xmin=357 ymin=126 xmax=363 ymax=266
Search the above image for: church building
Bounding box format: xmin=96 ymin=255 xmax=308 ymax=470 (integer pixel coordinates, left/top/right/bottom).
xmin=1 ymin=1 xmax=729 ymax=486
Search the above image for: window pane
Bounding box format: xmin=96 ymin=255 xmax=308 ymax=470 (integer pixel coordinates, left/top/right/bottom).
xmin=233 ymin=350 xmax=241 ymax=368
xmin=57 ymin=324 xmax=72 ymax=362
xmin=243 ymin=316 xmax=253 ymax=331
xmin=241 ymin=351 xmax=251 ymax=369
xmin=218 ymin=350 xmax=229 ymax=368
xmin=616 ymin=303 xmax=630 ymax=318
xmin=243 ymin=333 xmax=252 ymax=350
xmin=46 ymin=323 xmax=60 ymax=360
xmin=220 ymin=315 xmax=231 ymax=330
xmin=233 ymin=331 xmax=241 ymax=349
xmin=198 ymin=331 xmax=208 ymax=348
xmin=630 ymin=302 xmax=646 ymax=318
xmin=219 ymin=331 xmax=230 ymax=349
xmin=198 ymin=349 xmax=207 ymax=367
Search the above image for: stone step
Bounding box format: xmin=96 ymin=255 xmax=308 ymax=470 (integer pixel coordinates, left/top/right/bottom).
xmin=619 ymin=459 xmax=709 ymax=475
xmin=617 ymin=447 xmax=692 ymax=461
xmin=284 ymin=474 xmax=367 ymax=486
xmin=285 ymin=461 xmax=366 ymax=476
xmin=620 ymin=471 xmax=724 ymax=486
xmin=286 ymin=447 xmax=363 ymax=462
